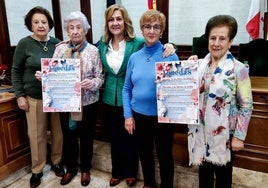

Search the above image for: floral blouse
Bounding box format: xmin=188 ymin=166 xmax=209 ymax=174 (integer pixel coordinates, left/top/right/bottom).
xmin=188 ymin=52 xmax=253 ymax=165
xmin=53 ymin=40 xmax=104 ymax=106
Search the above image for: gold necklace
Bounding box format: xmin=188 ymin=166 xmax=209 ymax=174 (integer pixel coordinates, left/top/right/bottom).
xmin=38 ymin=40 xmax=48 ymax=51
xmin=32 ymin=35 xmax=49 ymax=51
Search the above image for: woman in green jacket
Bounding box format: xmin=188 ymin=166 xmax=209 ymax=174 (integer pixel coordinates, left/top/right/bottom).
xmin=98 ymin=4 xmax=175 ymax=187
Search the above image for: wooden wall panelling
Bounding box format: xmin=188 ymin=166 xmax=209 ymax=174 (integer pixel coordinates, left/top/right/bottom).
xmin=234 ymin=81 xmax=268 ymax=173
xmin=0 ymin=97 xmax=30 ymax=180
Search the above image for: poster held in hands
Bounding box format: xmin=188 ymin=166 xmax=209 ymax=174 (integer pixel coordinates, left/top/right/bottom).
xmin=41 ymin=58 xmax=81 ymax=112
xmin=155 ymin=60 xmax=199 ymax=124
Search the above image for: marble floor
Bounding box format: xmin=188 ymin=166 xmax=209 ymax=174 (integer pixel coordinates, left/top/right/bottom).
xmin=3 ymin=164 xmax=268 ymax=188
xmin=2 ymin=165 xmax=144 ymax=188
xmin=1 ymin=140 xmax=268 ymax=188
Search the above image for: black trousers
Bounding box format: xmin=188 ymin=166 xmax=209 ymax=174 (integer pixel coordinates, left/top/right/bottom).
xmin=199 ymin=140 xmax=235 ymax=188
xmin=104 ymin=104 xmax=138 ymax=179
xmin=60 ymin=102 xmax=97 ymax=175
xmin=133 ymin=111 xmax=175 ymax=188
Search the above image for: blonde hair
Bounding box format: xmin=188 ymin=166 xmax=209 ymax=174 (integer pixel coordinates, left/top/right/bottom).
xmin=103 ymin=4 xmax=135 ymax=43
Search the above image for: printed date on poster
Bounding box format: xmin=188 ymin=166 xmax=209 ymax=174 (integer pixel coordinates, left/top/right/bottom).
xmin=155 ymin=60 xmax=199 ymax=124
xmin=41 ymin=58 xmax=81 ymax=112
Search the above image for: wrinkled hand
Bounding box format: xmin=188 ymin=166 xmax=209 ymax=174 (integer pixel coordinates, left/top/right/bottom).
xmin=231 ymin=137 xmax=244 ymax=151
xmin=17 ymin=96 xmax=29 ymax=112
xmin=124 ymin=117 xmax=135 ymax=135
xmin=162 ymin=43 xmax=176 ymax=58
xmin=81 ymin=79 xmax=94 ymax=89
xmin=188 ymin=55 xmax=198 ymax=61
xmin=35 ymin=71 xmax=42 ymax=81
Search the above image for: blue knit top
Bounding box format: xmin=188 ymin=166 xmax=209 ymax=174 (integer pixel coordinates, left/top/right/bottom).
xmin=123 ymin=41 xmax=179 ymax=118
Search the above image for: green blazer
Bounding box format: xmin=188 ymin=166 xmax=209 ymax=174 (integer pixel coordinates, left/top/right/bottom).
xmin=98 ymin=37 xmax=144 ymax=106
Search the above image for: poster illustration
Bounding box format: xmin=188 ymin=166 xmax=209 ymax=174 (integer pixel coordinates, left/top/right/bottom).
xmin=41 ymin=58 xmax=81 ymax=112
xmin=155 ymin=60 xmax=199 ymax=124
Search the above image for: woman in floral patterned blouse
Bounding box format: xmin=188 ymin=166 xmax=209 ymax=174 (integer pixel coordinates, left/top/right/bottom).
xmin=188 ymin=15 xmax=253 ymax=188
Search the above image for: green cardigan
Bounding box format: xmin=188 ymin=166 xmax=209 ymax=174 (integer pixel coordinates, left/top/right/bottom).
xmin=98 ymin=37 xmax=144 ymax=106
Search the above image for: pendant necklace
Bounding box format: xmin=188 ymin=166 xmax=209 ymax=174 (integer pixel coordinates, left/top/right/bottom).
xmin=146 ymin=52 xmax=153 ymax=62
xmin=146 ymin=55 xmax=151 ymax=62
xmin=39 ymin=40 xmax=48 ymax=51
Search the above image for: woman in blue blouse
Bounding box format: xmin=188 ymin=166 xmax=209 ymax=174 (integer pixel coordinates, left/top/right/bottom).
xmin=123 ymin=9 xmax=179 ymax=188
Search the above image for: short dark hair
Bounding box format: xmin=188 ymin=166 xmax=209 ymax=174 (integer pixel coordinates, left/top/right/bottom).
xmin=24 ymin=6 xmax=54 ymax=32
xmin=205 ymin=15 xmax=238 ymax=40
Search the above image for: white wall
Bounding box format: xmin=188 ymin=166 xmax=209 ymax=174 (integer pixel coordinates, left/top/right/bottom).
xmin=91 ymin=0 xmax=148 ymax=44
xmin=90 ymin=0 xmax=256 ymax=45
xmin=5 ymin=0 xmax=81 ymax=45
xmin=169 ymin=0 xmax=252 ymax=45
xmin=5 ymin=0 xmax=53 ymax=46
xmin=5 ymin=0 xmax=262 ymax=46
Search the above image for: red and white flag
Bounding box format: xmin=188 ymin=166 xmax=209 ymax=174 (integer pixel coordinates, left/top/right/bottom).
xmin=246 ymin=0 xmax=261 ymax=39
xmin=246 ymin=0 xmax=267 ymax=39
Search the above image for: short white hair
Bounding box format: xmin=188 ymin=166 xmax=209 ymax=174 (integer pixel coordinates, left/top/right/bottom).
xmin=63 ymin=11 xmax=91 ymax=34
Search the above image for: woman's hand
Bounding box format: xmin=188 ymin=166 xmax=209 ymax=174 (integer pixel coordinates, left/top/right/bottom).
xmin=81 ymin=79 xmax=94 ymax=89
xmin=231 ymin=137 xmax=244 ymax=151
xmin=162 ymin=43 xmax=176 ymax=57
xmin=17 ymin=96 xmax=29 ymax=112
xmin=188 ymin=55 xmax=198 ymax=60
xmin=124 ymin=117 xmax=135 ymax=135
xmin=35 ymin=71 xmax=42 ymax=81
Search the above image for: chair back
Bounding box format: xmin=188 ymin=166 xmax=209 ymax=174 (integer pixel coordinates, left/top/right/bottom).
xmin=192 ymin=34 xmax=209 ymax=58
xmin=238 ymin=39 xmax=268 ymax=77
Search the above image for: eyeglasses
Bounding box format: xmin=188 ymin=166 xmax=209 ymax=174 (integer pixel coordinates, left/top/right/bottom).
xmin=143 ymin=24 xmax=161 ymax=31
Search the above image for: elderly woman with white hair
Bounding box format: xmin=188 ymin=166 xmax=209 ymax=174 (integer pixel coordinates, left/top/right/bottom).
xmin=52 ymin=11 xmax=104 ymax=186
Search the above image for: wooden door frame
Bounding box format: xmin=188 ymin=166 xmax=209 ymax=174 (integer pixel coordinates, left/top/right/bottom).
xmin=0 ymin=0 xmax=11 ymax=68
xmin=156 ymin=0 xmax=169 ymax=44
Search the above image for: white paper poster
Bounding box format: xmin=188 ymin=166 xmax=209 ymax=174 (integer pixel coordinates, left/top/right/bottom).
xmin=41 ymin=58 xmax=81 ymax=112
xmin=155 ymin=60 xmax=199 ymax=124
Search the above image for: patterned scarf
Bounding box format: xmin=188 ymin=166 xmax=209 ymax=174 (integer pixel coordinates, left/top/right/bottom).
xmin=63 ymin=39 xmax=87 ymax=128
xmin=63 ymin=39 xmax=86 ymax=59
xmin=188 ymin=52 xmax=236 ymax=166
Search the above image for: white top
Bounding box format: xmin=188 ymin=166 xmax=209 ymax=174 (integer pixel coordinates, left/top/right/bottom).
xmin=106 ymin=39 xmax=126 ymax=74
